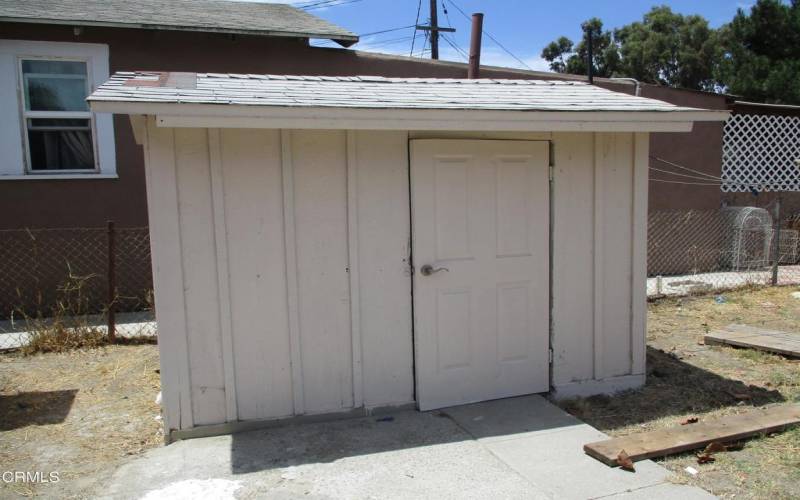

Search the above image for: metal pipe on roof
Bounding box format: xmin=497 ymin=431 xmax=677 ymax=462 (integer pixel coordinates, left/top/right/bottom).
xmin=610 ymin=77 xmax=641 ymax=97
xmin=468 ymin=13 xmax=484 ymax=79
xmin=586 ymin=26 xmax=593 ymax=85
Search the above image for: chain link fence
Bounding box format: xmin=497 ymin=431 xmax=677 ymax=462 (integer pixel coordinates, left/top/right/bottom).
xmin=0 ymin=224 xmax=156 ymax=351
xmin=648 ymin=199 xmax=800 ymax=297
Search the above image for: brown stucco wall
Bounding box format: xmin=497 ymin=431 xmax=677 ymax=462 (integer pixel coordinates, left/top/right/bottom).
xmin=638 ymin=86 xmax=731 ymax=210
xmin=1 ymin=22 xmax=735 ymax=229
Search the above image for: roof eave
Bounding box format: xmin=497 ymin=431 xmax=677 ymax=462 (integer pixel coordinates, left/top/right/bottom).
xmin=89 ymin=100 xmax=729 ymax=133
xmin=0 ymin=16 xmax=359 ymax=44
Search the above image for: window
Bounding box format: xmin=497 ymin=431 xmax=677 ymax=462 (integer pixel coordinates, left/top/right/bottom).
xmin=20 ymin=59 xmax=96 ymax=172
xmin=0 ymin=40 xmax=114 ymax=179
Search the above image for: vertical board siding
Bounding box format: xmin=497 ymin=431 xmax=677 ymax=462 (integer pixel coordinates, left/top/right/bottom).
xmin=346 ymin=131 xmax=364 ymax=408
xmin=551 ymin=133 xmax=596 ymax=385
xmin=144 ymin=120 xmax=192 ymax=431
xmin=290 ymin=130 xmax=354 ymax=413
xmin=150 ymin=126 xmax=647 ymax=429
xmin=221 ymin=128 xmax=294 ymax=420
xmin=174 ymin=128 xmax=227 ymax=425
xmin=280 ymin=130 xmax=305 ymax=415
xmin=208 ymin=129 xmax=237 ymax=423
xmin=354 ymin=130 xmax=415 ymax=407
xmin=630 ymin=133 xmax=649 ymax=375
xmin=596 ymin=133 xmax=634 ymax=379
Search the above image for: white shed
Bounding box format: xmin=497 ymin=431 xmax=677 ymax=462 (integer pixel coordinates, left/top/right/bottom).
xmin=89 ymin=73 xmax=727 ymax=439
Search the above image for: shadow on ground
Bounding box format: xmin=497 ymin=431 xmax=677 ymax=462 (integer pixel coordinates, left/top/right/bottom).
xmin=229 ymin=395 xmax=578 ymax=475
xmin=560 ymin=346 xmax=785 ymax=431
xmin=0 ymin=389 xmax=77 ymax=430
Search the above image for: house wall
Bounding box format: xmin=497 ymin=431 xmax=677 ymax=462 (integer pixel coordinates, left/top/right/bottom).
xmin=2 ymin=22 xmax=721 ymax=230
xmin=141 ymin=118 xmax=647 ymax=434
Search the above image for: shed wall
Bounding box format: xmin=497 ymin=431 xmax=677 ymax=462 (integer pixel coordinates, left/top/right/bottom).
xmin=143 ymin=121 xmax=647 ymax=432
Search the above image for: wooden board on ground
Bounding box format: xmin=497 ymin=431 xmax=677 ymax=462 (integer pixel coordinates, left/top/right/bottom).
xmin=705 ymin=324 xmax=800 ymax=358
xmin=584 ymin=404 xmax=800 ymax=466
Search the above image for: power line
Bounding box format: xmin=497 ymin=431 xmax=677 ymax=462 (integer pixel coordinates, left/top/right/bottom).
xmin=299 ymin=0 xmax=363 ymax=11
xmin=444 ymin=0 xmax=532 ymax=70
xmin=359 ymin=25 xmax=416 ymax=37
xmin=649 ymin=156 xmax=723 ymax=181
xmin=365 ymin=34 xmax=422 ymax=49
xmin=648 ymin=156 xmax=770 ymax=191
xmin=649 ymin=166 xmax=723 ymax=182
xmin=410 ymin=0 xmax=423 ymax=57
xmin=441 ymin=33 xmax=468 ymax=61
xmin=649 ymin=179 xmax=722 ymax=186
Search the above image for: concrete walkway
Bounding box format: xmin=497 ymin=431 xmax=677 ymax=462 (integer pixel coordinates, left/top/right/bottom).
xmin=100 ymin=396 xmax=715 ymax=500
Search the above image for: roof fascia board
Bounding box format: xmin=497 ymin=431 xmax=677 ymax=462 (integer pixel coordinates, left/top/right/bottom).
xmin=152 ymin=114 xmax=696 ymax=132
xmin=0 ymin=16 xmax=359 ymax=44
xmin=90 ymin=100 xmax=728 ymax=123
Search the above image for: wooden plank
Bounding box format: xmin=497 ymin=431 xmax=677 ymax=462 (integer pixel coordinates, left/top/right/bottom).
xmin=584 ymin=404 xmax=800 ymax=466
xmin=705 ymin=324 xmax=800 ymax=358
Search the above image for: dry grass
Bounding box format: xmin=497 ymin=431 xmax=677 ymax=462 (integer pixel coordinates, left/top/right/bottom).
xmin=559 ymin=286 xmax=800 ymax=499
xmin=0 ymin=345 xmax=162 ymax=498
xmin=13 ymin=271 xmax=108 ymax=355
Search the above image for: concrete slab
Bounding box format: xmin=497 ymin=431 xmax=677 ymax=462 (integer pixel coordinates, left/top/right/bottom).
xmin=484 ymin=424 xmax=670 ymax=499
xmin=439 ymin=393 xmax=581 ymax=441
xmin=99 ymin=395 xmax=716 ymax=500
xmin=441 ymin=395 xmax=714 ymax=500
xmin=102 ymin=410 xmax=545 ymax=500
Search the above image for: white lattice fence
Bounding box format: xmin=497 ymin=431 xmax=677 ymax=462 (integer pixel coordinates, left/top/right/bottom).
xmin=722 ymin=114 xmax=800 ymax=192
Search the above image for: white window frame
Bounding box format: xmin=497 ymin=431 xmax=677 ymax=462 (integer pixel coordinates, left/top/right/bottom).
xmin=17 ymin=56 xmax=100 ymax=174
xmin=0 ymin=40 xmax=116 ymax=180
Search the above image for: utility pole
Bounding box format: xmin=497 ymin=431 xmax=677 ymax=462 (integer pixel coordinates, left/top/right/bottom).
xmin=429 ymin=0 xmax=439 ymax=59
xmin=415 ymin=0 xmax=454 ymax=60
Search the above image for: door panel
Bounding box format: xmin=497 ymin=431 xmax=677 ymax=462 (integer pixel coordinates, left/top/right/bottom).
xmin=411 ymin=139 xmax=550 ymax=411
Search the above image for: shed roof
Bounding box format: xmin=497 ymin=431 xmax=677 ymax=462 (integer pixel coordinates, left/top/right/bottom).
xmin=0 ymin=0 xmax=358 ymax=46
xmin=89 ymin=72 xmax=729 ymax=132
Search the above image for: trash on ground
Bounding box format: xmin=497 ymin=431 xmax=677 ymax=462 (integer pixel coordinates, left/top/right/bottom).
xmin=616 ymin=450 xmax=635 ymax=472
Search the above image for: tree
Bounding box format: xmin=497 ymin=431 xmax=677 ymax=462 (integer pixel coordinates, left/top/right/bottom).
xmin=540 ymin=18 xmax=619 ymax=78
xmin=541 ymin=6 xmax=719 ymax=91
xmin=715 ymin=0 xmax=800 ymax=104
xmin=614 ymin=6 xmax=718 ymax=90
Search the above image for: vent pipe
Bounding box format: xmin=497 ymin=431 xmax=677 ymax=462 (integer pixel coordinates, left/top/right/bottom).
xmin=468 ymin=13 xmax=484 ymax=79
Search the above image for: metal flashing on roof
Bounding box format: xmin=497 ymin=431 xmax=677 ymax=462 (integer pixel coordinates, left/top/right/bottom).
xmin=0 ymin=0 xmax=358 ymax=46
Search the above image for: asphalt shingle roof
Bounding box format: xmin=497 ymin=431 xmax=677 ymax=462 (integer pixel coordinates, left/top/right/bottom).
xmin=0 ymin=0 xmax=357 ymax=45
xmin=88 ymin=71 xmax=711 ymax=113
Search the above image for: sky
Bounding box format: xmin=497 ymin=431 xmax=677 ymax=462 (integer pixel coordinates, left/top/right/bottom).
xmin=251 ymin=0 xmax=756 ymax=71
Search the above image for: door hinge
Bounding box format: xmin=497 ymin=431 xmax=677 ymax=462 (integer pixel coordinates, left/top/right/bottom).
xmin=548 ymin=164 xmax=554 ymax=182
xmin=548 ymin=348 xmax=553 ymax=364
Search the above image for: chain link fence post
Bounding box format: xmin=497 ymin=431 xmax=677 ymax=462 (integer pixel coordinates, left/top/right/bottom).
xmin=771 ymin=198 xmax=782 ymax=286
xmin=107 ymin=220 xmax=116 ymax=343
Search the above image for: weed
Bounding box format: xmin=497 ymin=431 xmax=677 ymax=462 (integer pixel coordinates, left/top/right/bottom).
xmin=14 ymin=265 xmax=111 ymax=355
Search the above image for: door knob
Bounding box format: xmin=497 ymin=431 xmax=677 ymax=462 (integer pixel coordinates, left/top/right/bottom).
xmin=420 ymin=264 xmax=449 ymax=276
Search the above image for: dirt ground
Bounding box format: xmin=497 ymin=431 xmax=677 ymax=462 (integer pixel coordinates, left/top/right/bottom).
xmin=561 ymin=286 xmax=800 ymax=500
xmin=2 ymin=287 xmax=800 ymax=499
xmin=0 ymin=345 xmax=161 ymax=499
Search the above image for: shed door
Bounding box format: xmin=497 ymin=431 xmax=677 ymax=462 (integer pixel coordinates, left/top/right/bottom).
xmin=410 ymin=139 xmax=550 ymax=411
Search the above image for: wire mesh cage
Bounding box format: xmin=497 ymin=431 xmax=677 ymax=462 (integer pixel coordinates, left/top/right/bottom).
xmin=721 ymin=206 xmax=774 ymax=270
xmin=780 ymin=229 xmax=800 ymax=264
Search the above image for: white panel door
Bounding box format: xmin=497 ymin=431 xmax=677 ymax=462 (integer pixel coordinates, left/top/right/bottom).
xmin=410 ymin=139 xmax=550 ymax=411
